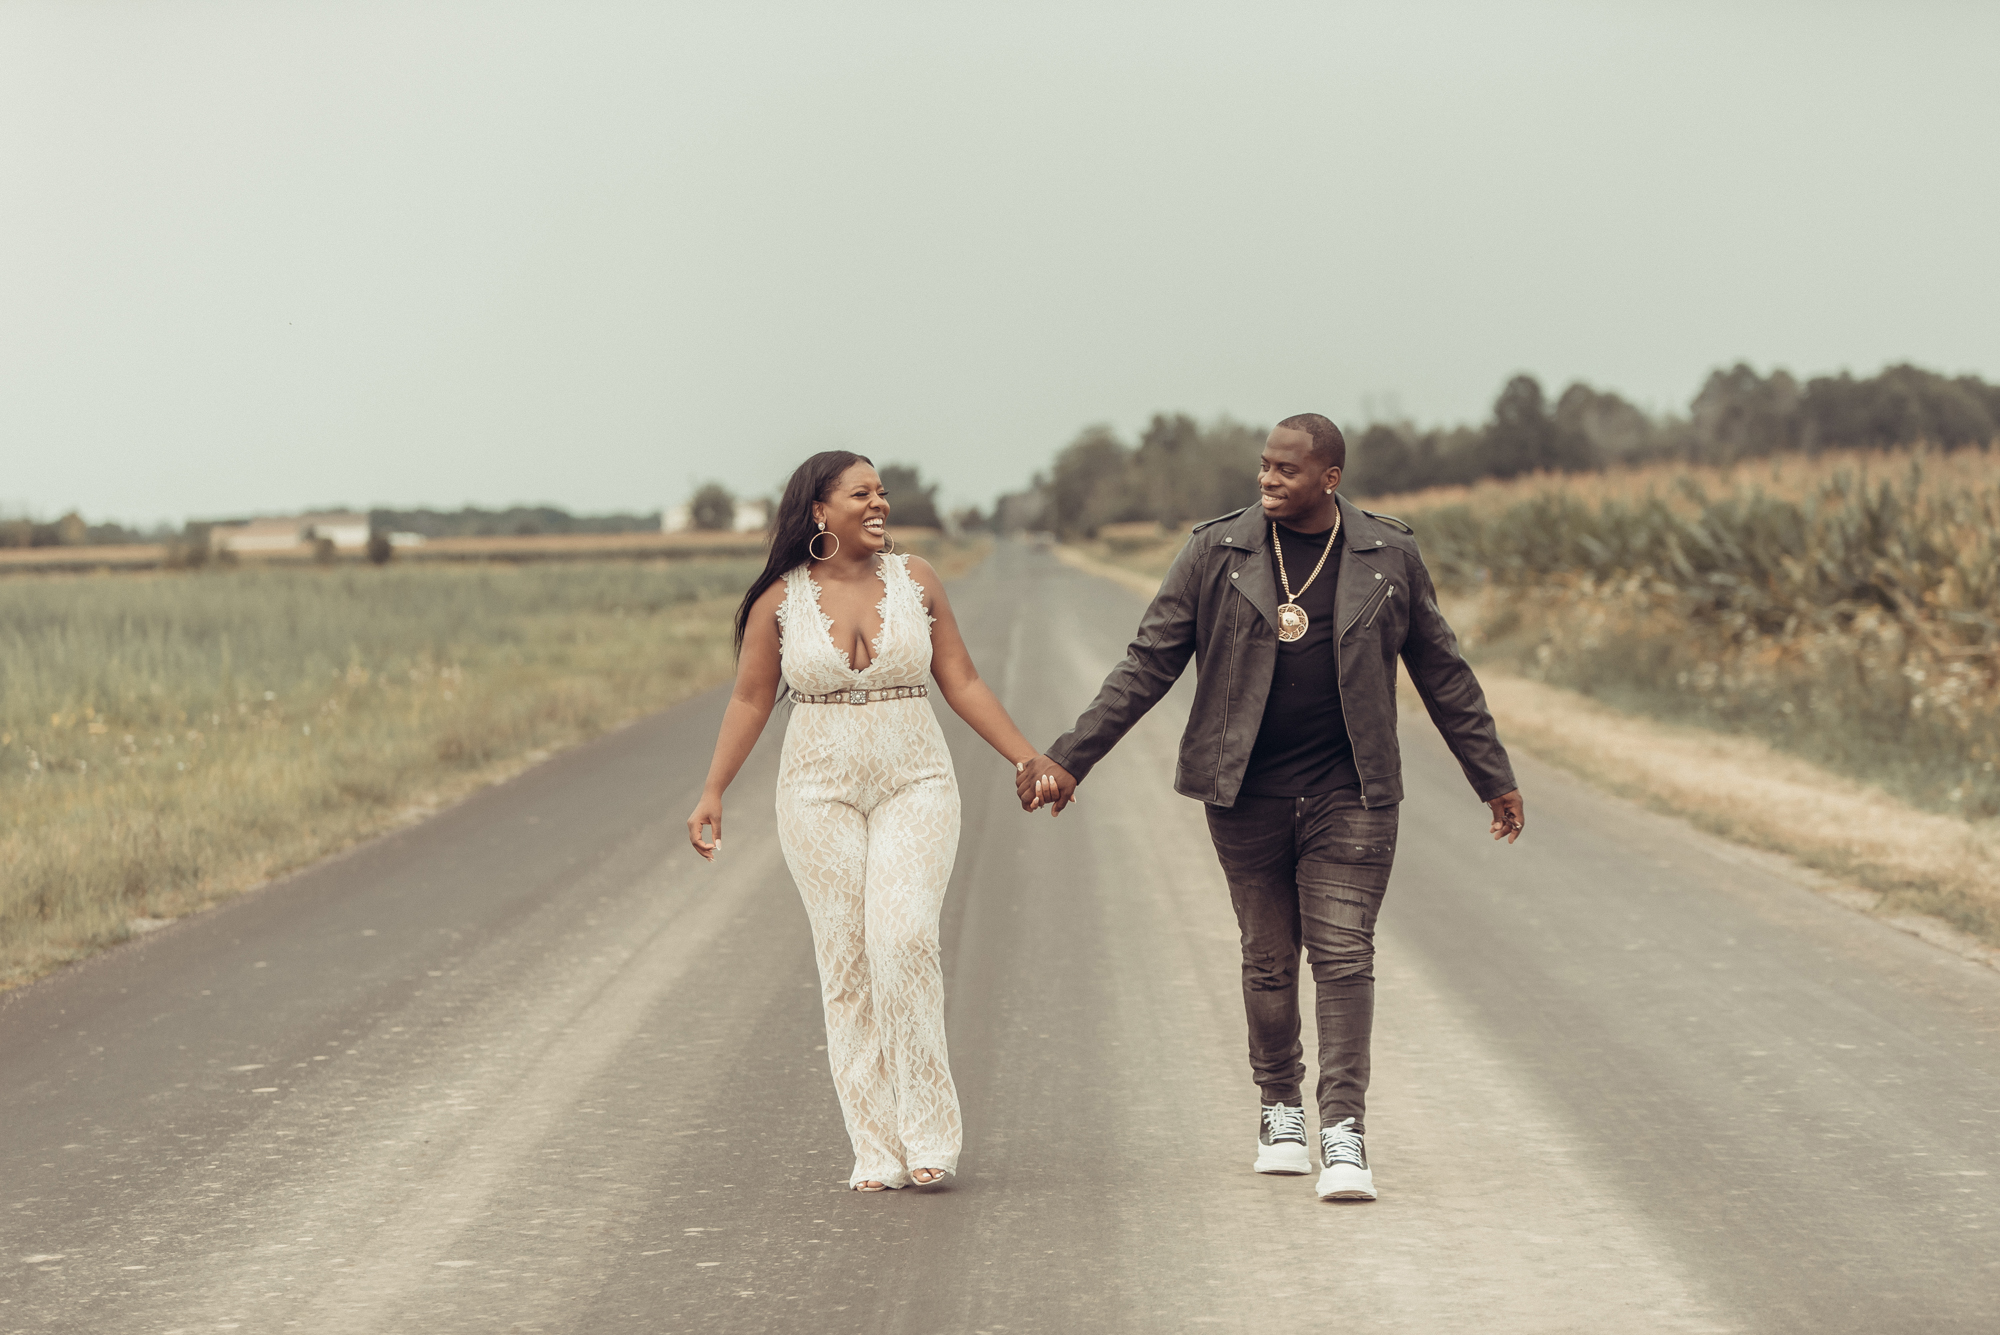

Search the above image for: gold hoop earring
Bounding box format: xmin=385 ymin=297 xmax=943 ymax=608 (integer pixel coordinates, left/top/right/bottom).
xmin=809 ymin=522 xmax=839 ymax=561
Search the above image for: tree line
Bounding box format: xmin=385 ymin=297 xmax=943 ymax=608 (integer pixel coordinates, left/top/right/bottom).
xmin=686 ymin=464 xmax=944 ymax=532
xmin=0 ymin=505 xmax=670 ymax=550
xmin=366 ymin=505 xmax=664 ymax=538
xmin=1000 ymin=361 xmax=2000 ymax=538
xmin=0 ymin=513 xmax=163 ymax=548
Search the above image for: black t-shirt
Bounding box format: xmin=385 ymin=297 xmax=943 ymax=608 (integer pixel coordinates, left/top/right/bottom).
xmin=1239 ymin=521 xmax=1358 ymax=798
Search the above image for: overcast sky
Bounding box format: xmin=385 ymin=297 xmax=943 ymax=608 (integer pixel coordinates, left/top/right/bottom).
xmin=3 ymin=1 xmax=1996 ymax=526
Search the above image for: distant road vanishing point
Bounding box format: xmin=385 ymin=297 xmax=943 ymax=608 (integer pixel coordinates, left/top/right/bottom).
xmin=4 ymin=539 xmax=1998 ymax=1334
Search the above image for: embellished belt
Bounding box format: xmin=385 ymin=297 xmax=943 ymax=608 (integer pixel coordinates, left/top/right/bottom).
xmin=791 ymin=684 xmax=929 ymax=706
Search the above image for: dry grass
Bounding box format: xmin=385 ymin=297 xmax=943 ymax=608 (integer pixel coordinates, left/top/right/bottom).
xmin=1059 ymin=528 xmax=1186 ymax=588
xmin=1466 ymin=670 xmax=2000 ymax=959
xmin=0 ymin=541 xmax=989 ymax=990
xmin=0 ymin=526 xmax=956 ymax=572
xmin=1057 ymin=509 xmax=2000 ymax=952
xmin=0 ymin=560 xmax=760 ymax=988
xmin=1363 ymin=446 xmax=2000 ymax=518
xmin=1052 ymin=542 xmax=1167 ymax=598
xmin=395 ymin=530 xmax=767 ymax=561
xmin=1375 ymin=447 xmax=2000 ymax=820
xmin=0 ymin=543 xmax=163 ymax=571
xmin=906 ymin=533 xmax=993 ymax=581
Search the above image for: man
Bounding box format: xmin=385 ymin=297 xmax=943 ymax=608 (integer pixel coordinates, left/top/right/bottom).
xmin=1017 ymin=413 xmax=1524 ymax=1202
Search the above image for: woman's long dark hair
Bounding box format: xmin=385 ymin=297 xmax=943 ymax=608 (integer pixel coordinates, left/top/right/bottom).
xmin=734 ymin=450 xmax=873 ymax=652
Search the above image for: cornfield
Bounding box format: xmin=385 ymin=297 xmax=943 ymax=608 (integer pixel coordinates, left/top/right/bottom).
xmin=1373 ymin=448 xmax=2000 ymax=819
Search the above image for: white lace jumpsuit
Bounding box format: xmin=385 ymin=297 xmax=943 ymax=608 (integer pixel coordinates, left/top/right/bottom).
xmin=774 ymin=554 xmax=962 ymax=1187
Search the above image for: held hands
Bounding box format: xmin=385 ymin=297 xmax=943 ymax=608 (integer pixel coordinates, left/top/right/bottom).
xmin=688 ymin=790 xmax=723 ymax=861
xmin=1488 ymin=790 xmax=1525 ymax=844
xmin=1015 ymin=755 xmax=1079 ymax=816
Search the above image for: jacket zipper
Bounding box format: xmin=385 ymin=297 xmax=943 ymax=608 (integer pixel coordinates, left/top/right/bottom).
xmin=1333 ymin=564 xmax=1362 ymax=808
xmin=1216 ymin=591 xmax=1239 ymax=799
xmin=1340 ymin=571 xmax=1393 ymax=808
xmin=1342 ymin=578 xmax=1393 ymax=637
xmin=1365 ymin=583 xmax=1395 ymax=629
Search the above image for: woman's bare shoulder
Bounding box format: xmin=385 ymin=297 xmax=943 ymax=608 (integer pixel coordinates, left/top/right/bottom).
xmin=746 ymin=573 xmax=792 ymax=626
xmin=901 ymin=553 xmax=943 ymax=590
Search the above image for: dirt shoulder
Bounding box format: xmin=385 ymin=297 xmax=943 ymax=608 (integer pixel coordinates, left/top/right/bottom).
xmin=1054 ymin=541 xmax=2000 ymax=969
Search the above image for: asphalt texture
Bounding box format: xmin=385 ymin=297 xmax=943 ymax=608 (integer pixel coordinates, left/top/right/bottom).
xmin=4 ymin=538 xmax=1999 ymax=1334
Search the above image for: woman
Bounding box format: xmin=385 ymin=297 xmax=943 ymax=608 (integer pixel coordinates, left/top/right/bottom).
xmin=687 ymin=451 xmax=1056 ymax=1191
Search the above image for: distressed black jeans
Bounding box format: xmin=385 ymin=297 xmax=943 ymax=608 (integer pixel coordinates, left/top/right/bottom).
xmin=1204 ymin=788 xmax=1399 ymax=1133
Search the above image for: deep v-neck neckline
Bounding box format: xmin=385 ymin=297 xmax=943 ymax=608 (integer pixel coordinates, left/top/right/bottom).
xmin=805 ymin=556 xmax=892 ymax=674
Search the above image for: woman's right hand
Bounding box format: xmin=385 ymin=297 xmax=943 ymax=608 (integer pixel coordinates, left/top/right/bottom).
xmin=688 ymin=791 xmax=724 ymax=861
xmin=1015 ymin=754 xmax=1078 ymax=815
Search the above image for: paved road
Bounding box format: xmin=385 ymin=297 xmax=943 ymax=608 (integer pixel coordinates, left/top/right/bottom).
xmin=5 ymin=539 xmax=1999 ymax=1334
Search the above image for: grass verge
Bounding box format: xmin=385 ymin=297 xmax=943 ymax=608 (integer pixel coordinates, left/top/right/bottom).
xmin=0 ymin=560 xmax=755 ymax=989
xmin=1465 ymin=669 xmax=2000 ymax=964
xmin=0 ymin=538 xmax=988 ymax=991
xmin=1055 ymin=536 xmax=2000 ymax=958
xmin=1375 ymin=448 xmax=2000 ymax=820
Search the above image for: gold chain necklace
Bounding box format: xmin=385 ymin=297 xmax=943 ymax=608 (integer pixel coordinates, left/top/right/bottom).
xmin=1271 ymin=511 xmax=1339 ymax=643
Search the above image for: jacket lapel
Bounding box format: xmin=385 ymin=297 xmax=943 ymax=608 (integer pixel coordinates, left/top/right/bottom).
xmin=1221 ymin=507 xmax=1281 ymax=631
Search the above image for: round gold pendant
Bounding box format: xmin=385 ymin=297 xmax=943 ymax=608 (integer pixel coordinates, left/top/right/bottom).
xmin=1276 ymin=603 xmax=1309 ymax=642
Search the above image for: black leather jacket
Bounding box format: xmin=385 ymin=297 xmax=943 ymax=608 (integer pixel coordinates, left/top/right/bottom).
xmin=1046 ymin=494 xmax=1516 ymax=809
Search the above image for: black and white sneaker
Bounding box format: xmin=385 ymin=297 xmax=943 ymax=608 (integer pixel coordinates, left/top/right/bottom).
xmin=1254 ymin=1102 xmax=1313 ymax=1175
xmin=1316 ymin=1117 xmax=1375 ymax=1200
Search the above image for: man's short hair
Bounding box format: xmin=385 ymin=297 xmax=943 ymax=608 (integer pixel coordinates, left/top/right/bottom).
xmin=1276 ymin=413 xmax=1346 ymax=470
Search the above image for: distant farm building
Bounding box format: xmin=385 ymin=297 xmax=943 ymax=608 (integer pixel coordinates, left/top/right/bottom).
xmin=662 ymin=498 xmax=770 ymax=534
xmin=209 ymin=518 xmax=307 ymax=553
xmin=210 ymin=512 xmax=372 ymax=554
xmin=304 ymin=513 xmax=370 ymax=549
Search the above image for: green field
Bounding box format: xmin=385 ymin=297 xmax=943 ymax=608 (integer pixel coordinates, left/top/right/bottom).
xmin=0 ymin=559 xmax=760 ymax=987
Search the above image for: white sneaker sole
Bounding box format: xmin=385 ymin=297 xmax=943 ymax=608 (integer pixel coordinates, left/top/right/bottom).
xmin=1316 ymin=1164 xmax=1376 ymax=1200
xmin=1254 ymin=1141 xmax=1314 ymax=1175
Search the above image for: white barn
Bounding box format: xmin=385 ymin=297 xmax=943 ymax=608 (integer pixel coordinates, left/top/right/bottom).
xmin=662 ymin=498 xmax=769 ymax=534
xmin=210 ymin=512 xmax=372 ymax=554
xmin=302 ymin=513 xmax=370 ymax=550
